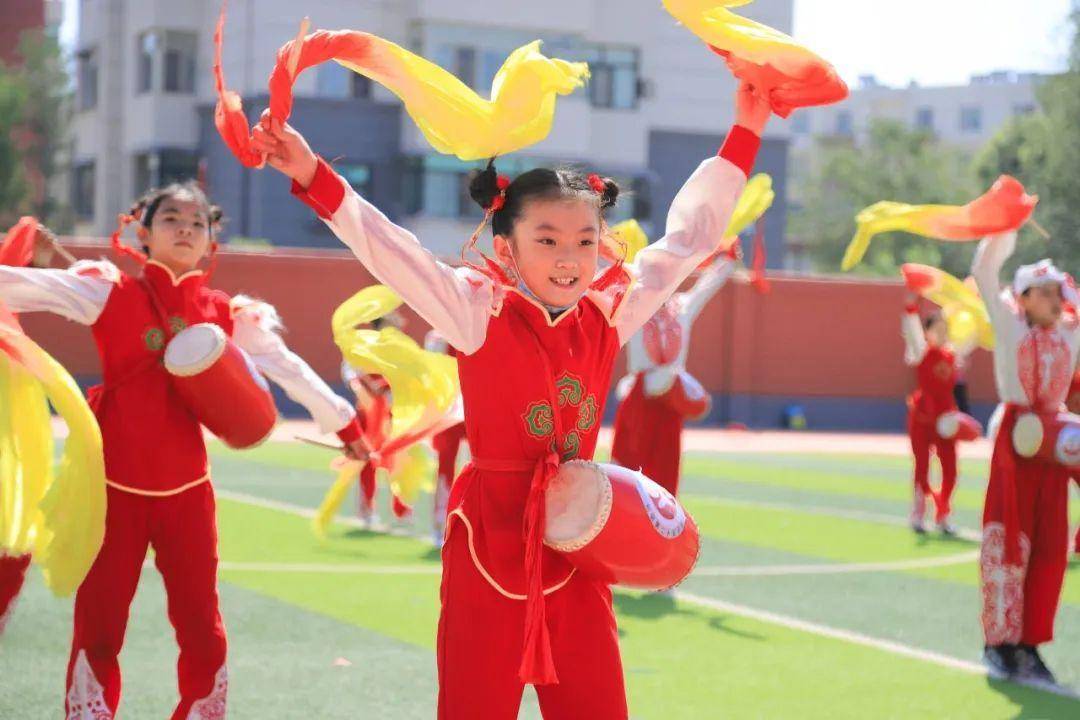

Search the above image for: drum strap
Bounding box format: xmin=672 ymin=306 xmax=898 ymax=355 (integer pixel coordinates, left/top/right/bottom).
xmin=503 ymin=301 xmax=567 ymax=686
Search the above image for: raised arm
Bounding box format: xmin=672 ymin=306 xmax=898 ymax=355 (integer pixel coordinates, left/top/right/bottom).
xmin=614 ymin=127 xmax=756 ymax=343
xmin=230 ymin=298 xmax=360 ymax=441
xmin=0 ymin=261 xmax=116 ymax=324
xmin=901 ymin=306 xmax=927 ymax=366
xmin=254 ymin=116 xmax=493 ymax=355
xmin=971 ymin=232 xmax=1018 ymax=328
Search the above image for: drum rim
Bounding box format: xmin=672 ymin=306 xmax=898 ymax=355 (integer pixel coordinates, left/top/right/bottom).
xmin=545 ymin=460 xmax=614 ymax=553
xmin=164 ymin=323 xmax=229 ymax=377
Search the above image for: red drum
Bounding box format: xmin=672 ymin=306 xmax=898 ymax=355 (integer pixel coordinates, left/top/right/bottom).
xmin=935 ymin=411 xmax=983 ymax=442
xmin=164 ymin=323 xmax=277 ymax=449
xmin=1011 ymin=411 xmax=1080 ymax=468
xmin=544 ymin=461 xmax=700 ymax=590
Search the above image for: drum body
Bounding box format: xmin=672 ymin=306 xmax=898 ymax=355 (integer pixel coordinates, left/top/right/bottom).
xmin=935 ymin=411 xmax=983 ymax=442
xmin=164 ymin=323 xmax=277 ymax=449
xmin=544 ymin=461 xmax=700 ymax=590
xmin=1011 ymin=411 xmax=1080 ymax=468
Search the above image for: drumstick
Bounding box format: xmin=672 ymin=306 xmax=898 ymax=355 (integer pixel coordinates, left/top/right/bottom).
xmin=1030 ymin=219 xmax=1051 ymax=240
xmin=296 ymin=436 xmax=346 ymax=452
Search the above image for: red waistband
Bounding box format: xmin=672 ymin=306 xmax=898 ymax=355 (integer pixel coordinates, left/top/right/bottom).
xmin=470 ymin=456 xmax=542 ymax=473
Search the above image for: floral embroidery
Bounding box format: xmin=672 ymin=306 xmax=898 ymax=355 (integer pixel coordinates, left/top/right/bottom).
xmin=523 ymin=401 xmax=555 ymax=438
xmin=143 ymin=327 xmax=165 ymax=352
xmin=576 ymin=395 xmax=598 ymax=432
xmin=66 ymin=650 xmax=111 ymax=719
xmin=521 ymin=372 xmax=599 ymax=457
xmin=169 ymin=316 xmax=188 ymax=334
xmin=980 ymin=522 xmax=1031 ymax=646
xmin=186 ymin=665 xmax=227 ymax=720
xmin=556 ymin=373 xmax=583 ymax=407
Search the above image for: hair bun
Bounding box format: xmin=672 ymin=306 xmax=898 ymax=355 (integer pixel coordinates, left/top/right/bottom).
xmin=599 ymin=177 xmax=620 ymax=210
xmin=468 ymin=159 xmax=502 ymax=210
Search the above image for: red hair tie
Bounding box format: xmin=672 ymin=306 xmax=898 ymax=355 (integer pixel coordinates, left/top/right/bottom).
xmin=110 ymin=213 xmax=149 ymax=266
xmin=587 ymin=174 xmax=606 ymax=195
xmin=488 ymin=175 xmax=511 ymax=212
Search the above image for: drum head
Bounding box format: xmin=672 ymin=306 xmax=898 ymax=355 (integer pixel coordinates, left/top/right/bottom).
xmin=164 ymin=323 xmax=228 ymax=377
xmin=545 ymin=461 xmax=613 ymax=551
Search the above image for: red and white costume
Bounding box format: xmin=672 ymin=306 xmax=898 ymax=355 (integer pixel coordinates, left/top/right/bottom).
xmin=0 ymin=259 xmax=361 ymax=719
xmin=291 ymin=123 xmax=758 ymax=717
xmin=610 ymin=259 xmax=734 ymax=495
xmin=341 ymin=362 xmax=411 ymax=520
xmin=901 ymin=306 xmax=959 ymax=527
xmin=972 ymin=232 xmax=1080 ymax=648
xmin=424 ymin=330 xmax=467 ymax=541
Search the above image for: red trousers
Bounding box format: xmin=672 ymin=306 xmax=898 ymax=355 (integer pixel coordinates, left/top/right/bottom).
xmin=436 ymin=527 xmax=627 ymax=719
xmin=65 ymin=483 xmax=227 ymax=720
xmin=980 ymin=457 xmax=1070 ymax=646
xmin=0 ymin=552 xmax=31 ymax=637
xmin=908 ymin=416 xmax=958 ymax=524
xmin=611 ymin=376 xmax=691 ymax=496
xmin=358 ymin=464 xmax=410 ymax=519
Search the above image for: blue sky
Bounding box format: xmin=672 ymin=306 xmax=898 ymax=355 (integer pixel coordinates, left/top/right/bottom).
xmin=61 ymin=0 xmax=1076 ymax=87
xmin=792 ymin=0 xmax=1074 ymax=86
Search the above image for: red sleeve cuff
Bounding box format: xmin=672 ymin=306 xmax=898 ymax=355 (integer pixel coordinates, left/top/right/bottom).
xmin=718 ymin=125 xmax=761 ymax=177
xmin=290 ymin=157 xmax=346 ymax=220
xmin=335 ymin=416 xmax=363 ymax=444
xmin=904 ymin=303 xmax=920 ymax=314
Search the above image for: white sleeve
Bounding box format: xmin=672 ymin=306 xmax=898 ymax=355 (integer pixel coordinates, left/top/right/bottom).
xmin=614 ymin=157 xmax=747 ymax=344
xmin=972 ymin=232 xmax=1017 ymax=329
xmin=681 ymin=259 xmax=735 ymax=323
xmin=230 ymin=300 xmax=357 ymax=435
xmin=0 ymin=261 xmax=115 ymax=324
xmin=314 ymin=177 xmax=494 ymax=355
xmin=625 ymin=330 xmax=651 ymax=373
xmin=901 ymin=312 xmax=927 ymax=366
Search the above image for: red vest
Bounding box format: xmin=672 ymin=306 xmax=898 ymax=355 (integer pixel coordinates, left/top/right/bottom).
xmin=449 ymin=290 xmax=619 ymax=593
xmin=88 ymin=261 xmax=233 ymax=493
xmin=909 ymin=346 xmax=957 ymax=425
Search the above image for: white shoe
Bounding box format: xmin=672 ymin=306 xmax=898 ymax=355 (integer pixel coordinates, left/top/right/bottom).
xmin=358 ymin=508 xmax=384 ymax=532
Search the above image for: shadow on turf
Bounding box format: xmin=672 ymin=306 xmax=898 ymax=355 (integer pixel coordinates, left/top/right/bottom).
xmin=913 ymin=532 xmax=979 ymax=548
xmin=984 ymin=677 xmax=1080 ymax=718
xmin=613 ymin=593 xmax=765 ymax=641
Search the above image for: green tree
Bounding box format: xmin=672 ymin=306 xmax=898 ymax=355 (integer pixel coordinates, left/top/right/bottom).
xmin=975 ymin=7 xmax=1079 ymax=271
xmin=0 ymin=29 xmax=71 ymax=231
xmin=792 ymin=120 xmax=976 ymax=277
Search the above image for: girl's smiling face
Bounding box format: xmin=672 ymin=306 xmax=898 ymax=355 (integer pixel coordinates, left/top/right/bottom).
xmin=494 ymin=197 xmax=600 ymax=309
xmin=143 ymin=191 xmax=213 ymax=275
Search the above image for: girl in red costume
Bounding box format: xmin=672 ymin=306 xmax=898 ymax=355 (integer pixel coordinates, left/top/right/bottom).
xmin=611 ymin=255 xmax=735 ymax=496
xmin=973 ymin=233 xmax=1079 ymax=686
xmin=901 ymin=295 xmax=960 ymax=535
xmin=255 ymin=84 xmax=769 ymax=718
xmin=0 ymin=183 xmax=365 ymax=719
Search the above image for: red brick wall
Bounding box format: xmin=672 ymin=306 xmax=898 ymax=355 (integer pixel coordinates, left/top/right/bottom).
xmin=20 ymin=244 xmax=996 ymax=406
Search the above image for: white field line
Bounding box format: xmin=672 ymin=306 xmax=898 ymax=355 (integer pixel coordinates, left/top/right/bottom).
xmin=218 ymin=489 xmax=1080 ymax=698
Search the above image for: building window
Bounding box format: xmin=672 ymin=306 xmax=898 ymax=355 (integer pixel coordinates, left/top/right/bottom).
xmin=133 ymin=149 xmax=200 ymax=194
xmin=835 ymin=111 xmax=853 ymax=136
xmin=135 ymin=29 xmax=196 ymax=94
xmin=163 ymin=31 xmax=197 ymax=93
xmin=915 ymin=107 xmax=934 ymax=131
xmin=585 ymin=46 xmax=639 ymax=110
xmin=77 ymin=48 xmax=98 ymax=111
xmin=791 ymin=113 xmax=810 ymax=134
xmin=137 ymin=31 xmax=156 ymax=93
xmin=960 ymin=106 xmax=982 ymax=133
xmin=454 ymin=47 xmax=477 ymax=88
xmin=316 ymin=63 xmax=373 ymax=99
xmin=73 ymin=162 xmax=96 ymax=219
